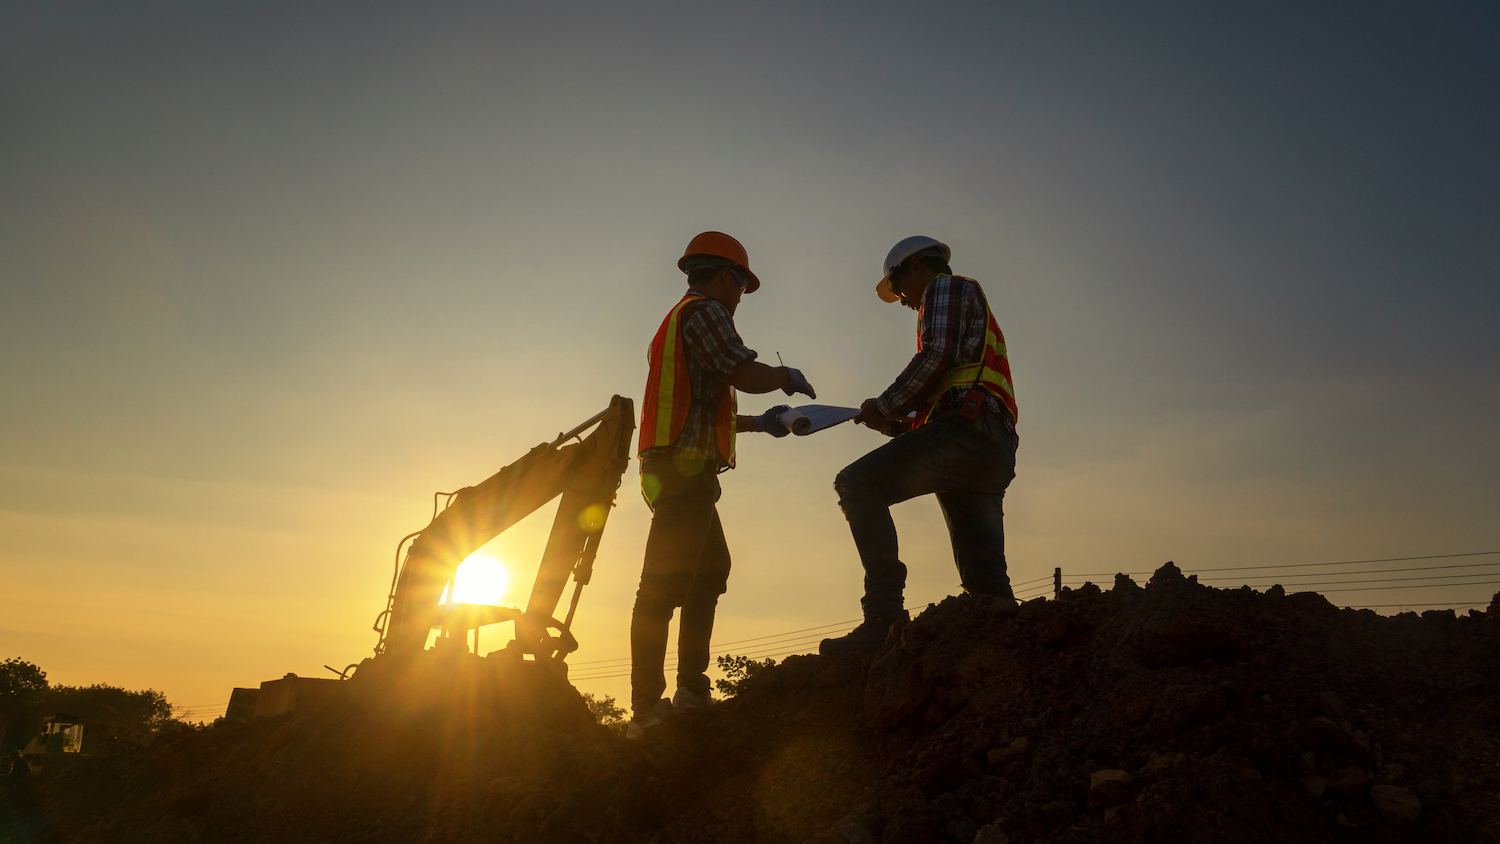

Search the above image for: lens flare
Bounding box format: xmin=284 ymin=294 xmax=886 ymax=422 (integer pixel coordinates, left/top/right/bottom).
xmin=578 ymin=504 xmax=609 ymax=532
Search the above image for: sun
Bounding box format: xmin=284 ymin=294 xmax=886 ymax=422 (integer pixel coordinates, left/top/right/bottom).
xmin=447 ymin=553 xmax=511 ymax=606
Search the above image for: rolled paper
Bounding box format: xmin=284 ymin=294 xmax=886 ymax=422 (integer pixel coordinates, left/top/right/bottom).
xmin=777 ymin=408 xmax=813 ymax=436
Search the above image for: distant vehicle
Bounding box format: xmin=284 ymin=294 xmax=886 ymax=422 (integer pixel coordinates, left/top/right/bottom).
xmin=19 ymin=714 xmax=89 ymax=774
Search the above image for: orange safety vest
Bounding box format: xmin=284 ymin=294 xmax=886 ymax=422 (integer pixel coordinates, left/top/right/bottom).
xmin=916 ymin=276 xmax=1018 ymax=426
xmin=638 ymin=293 xmax=738 ymax=467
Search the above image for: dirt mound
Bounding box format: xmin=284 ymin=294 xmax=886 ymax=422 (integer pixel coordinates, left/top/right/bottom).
xmin=6 ymin=564 xmax=1499 ymax=843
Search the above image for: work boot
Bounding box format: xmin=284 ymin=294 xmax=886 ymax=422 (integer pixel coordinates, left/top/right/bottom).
xmin=819 ymin=610 xmax=910 ymax=655
xmin=671 ymin=688 xmax=711 ymax=712
xmin=624 ymin=713 xmax=661 ymax=740
xmin=625 ymin=698 xmax=676 ymax=739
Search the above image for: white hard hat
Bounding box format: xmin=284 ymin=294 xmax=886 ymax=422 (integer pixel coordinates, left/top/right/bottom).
xmin=876 ymin=236 xmax=951 ymax=302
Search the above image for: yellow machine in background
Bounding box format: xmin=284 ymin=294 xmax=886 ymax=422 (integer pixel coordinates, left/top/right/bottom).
xmin=19 ymin=714 xmax=87 ymax=774
xmin=225 ymin=396 xmax=635 ymax=720
xmin=372 ymin=395 xmax=636 ymax=668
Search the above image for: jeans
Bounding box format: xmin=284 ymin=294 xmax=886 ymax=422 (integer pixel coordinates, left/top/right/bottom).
xmin=630 ymin=457 xmax=732 ymax=717
xmin=834 ymin=412 xmax=1018 ymax=618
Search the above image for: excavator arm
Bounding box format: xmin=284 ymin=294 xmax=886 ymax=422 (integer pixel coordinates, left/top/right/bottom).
xmin=375 ymin=395 xmax=635 ymax=662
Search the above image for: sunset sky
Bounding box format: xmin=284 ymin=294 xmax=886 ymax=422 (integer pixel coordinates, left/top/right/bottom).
xmin=2 ymin=2 xmax=1496 ymax=715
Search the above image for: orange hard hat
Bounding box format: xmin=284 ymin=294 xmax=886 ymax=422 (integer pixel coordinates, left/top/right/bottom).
xmin=678 ymin=231 xmax=760 ymax=293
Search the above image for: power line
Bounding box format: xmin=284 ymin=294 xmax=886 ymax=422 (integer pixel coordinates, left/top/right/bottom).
xmin=1359 ymin=601 xmax=1490 ymax=609
xmin=1225 ymin=573 xmax=1497 ymax=589
xmin=1246 ymin=561 xmax=1498 ymax=578
xmin=1289 ymin=581 xmax=1498 ymax=594
xmin=572 ymin=637 xmax=838 ymax=683
xmin=569 ymin=591 xmax=963 ymax=673
xmin=1059 ymin=571 xmax=1498 ymax=592
xmin=570 ymin=623 xmax=858 ymax=672
xmin=1066 ymin=561 xmax=1499 ymax=584
xmin=570 ymin=632 xmax=841 ymax=681
xmin=569 ymin=669 xmax=631 ymax=681
xmin=1055 ymin=577 xmax=1498 ymax=595
xmin=1069 ymin=550 xmax=1500 ymax=578
xmin=568 ymin=618 xmax=861 ymax=667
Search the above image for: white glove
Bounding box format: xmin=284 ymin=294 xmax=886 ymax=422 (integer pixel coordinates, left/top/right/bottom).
xmin=781 ymin=367 xmax=816 ymax=400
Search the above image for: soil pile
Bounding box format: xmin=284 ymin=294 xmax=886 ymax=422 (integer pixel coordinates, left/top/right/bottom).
xmin=5 ymin=563 xmax=1499 ymax=843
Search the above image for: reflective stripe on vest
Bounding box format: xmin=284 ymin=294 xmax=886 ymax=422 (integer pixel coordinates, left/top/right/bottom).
xmin=917 ymin=276 xmax=1018 ymax=426
xmin=638 ymin=293 xmax=738 ymax=467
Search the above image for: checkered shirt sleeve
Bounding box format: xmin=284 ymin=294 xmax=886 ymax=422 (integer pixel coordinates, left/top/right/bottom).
xmin=874 ymin=276 xmax=985 ymax=419
xmin=680 ymin=299 xmax=757 ymax=382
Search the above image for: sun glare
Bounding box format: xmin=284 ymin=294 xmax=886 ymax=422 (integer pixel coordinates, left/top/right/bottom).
xmin=448 ymin=553 xmax=511 ymax=606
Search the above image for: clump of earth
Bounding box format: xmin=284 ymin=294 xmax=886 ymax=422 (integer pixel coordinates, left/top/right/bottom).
xmin=5 ymin=563 xmax=1498 ymax=843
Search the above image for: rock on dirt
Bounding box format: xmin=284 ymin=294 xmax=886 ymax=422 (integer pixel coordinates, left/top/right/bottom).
xmin=1369 ymin=784 xmax=1422 ymax=823
xmin=4 ymin=567 xmax=1498 ymax=843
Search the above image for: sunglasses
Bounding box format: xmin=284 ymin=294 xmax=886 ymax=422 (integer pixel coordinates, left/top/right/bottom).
xmin=729 ymin=267 xmax=751 ymax=290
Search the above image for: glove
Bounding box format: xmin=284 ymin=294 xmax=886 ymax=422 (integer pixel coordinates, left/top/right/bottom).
xmin=757 ymin=405 xmax=792 ymax=438
xmin=781 ymin=367 xmax=817 ymax=400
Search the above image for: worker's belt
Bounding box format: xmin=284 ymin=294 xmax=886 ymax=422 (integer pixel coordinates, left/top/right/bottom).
xmin=934 ymin=406 xmax=1016 ymax=439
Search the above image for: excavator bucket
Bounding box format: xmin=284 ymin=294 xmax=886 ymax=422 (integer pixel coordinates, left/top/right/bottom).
xmin=378 ymin=396 xmax=635 ymax=660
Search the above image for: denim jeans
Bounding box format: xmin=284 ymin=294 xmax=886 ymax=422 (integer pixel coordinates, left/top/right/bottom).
xmin=834 ymin=412 xmax=1017 ymax=618
xmin=630 ymin=457 xmax=732 ymax=717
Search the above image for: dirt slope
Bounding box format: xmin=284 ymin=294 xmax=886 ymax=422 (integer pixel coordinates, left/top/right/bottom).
xmin=5 ymin=563 xmax=1498 ymax=843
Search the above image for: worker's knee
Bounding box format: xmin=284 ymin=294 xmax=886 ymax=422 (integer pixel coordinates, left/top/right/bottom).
xmin=693 ymin=568 xmax=729 ymax=599
xmin=833 ymin=467 xmax=855 ymax=502
xmin=635 ymin=576 xmax=689 ymax=613
xmin=834 ymin=466 xmax=877 ymax=510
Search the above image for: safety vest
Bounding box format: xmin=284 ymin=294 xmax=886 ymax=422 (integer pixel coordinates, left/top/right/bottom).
xmin=638 ymin=293 xmax=738 ymax=467
xmin=916 ymin=276 xmax=1018 ymax=426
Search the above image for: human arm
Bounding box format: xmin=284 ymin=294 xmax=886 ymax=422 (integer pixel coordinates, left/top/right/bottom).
xmin=729 ymin=360 xmax=789 ymax=394
xmin=735 ymin=405 xmax=792 ymax=435
xmin=728 ymin=360 xmax=815 ymax=398
xmin=682 ymin=300 xmax=815 ymax=398
xmin=855 ymin=398 xmax=918 ymax=437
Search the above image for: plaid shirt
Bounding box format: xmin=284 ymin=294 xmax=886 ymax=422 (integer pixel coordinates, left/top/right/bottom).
xmin=642 ymin=295 xmax=756 ymax=469
xmin=875 ymin=275 xmax=1010 ymax=422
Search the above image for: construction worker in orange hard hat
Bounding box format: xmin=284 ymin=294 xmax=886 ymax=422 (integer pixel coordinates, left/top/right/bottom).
xmin=627 ymin=231 xmax=816 ymax=738
xmin=821 ymin=236 xmax=1020 ymax=654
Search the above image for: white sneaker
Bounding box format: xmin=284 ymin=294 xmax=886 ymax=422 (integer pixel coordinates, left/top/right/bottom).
xmin=624 ymin=714 xmax=661 ymax=740
xmin=671 ymin=688 xmax=711 ymax=712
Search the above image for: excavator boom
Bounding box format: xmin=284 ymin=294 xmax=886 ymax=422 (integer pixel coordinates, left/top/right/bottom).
xmin=377 ymin=395 xmax=635 ymax=661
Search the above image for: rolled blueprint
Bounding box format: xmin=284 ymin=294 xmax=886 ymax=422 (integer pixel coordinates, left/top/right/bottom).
xmin=775 ymin=405 xmax=861 ymax=436
xmin=776 ymin=408 xmax=813 ymax=436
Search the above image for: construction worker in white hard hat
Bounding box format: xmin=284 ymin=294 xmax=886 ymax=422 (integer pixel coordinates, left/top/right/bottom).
xmin=821 ymin=236 xmax=1019 ymax=654
xmin=628 ymin=231 xmax=817 ymax=738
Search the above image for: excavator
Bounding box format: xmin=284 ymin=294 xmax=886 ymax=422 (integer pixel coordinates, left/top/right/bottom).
xmin=371 ymin=394 xmax=635 ymax=670
xmin=227 ymin=396 xmax=635 ymax=719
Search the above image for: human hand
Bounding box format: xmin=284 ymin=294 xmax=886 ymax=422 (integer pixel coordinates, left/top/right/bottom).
xmin=757 ymin=405 xmax=792 ymax=438
xmin=781 ymin=367 xmax=816 ymax=400
xmin=855 ymin=398 xmax=889 ymax=432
